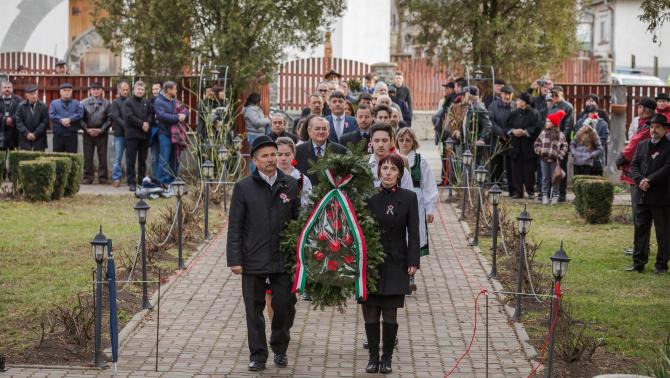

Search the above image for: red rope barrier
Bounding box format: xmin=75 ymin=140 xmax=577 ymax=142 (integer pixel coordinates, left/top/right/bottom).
xmin=444 ymin=288 xmax=488 ymax=377
xmin=526 ymin=281 xmax=561 ymax=377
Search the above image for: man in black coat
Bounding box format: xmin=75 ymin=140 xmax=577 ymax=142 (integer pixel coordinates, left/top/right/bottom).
xmin=110 ymin=81 xmax=129 ymax=187
xmin=628 ymin=114 xmax=670 ymax=274
xmin=122 ymin=81 xmax=152 ymax=191
xmin=488 ymin=85 xmax=514 ymax=186
xmin=294 ymin=115 xmax=348 ymax=186
xmin=339 ymin=104 xmax=373 ymax=151
xmin=227 ymin=135 xmax=300 ymax=371
xmin=0 ymin=81 xmax=23 ymax=152
xmin=15 ymin=85 xmax=49 ymax=151
xmin=504 ymin=92 xmax=543 ymax=198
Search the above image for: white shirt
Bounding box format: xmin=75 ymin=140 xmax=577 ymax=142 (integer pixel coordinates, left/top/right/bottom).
xmin=258 ymin=170 xmax=277 ymax=187
xmin=289 ymin=168 xmax=313 ymax=208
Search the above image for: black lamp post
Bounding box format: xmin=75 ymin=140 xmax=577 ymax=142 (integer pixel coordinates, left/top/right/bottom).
xmin=172 ymin=177 xmax=187 ymax=270
xmin=202 ymin=160 xmax=214 ymax=239
xmin=512 ymin=204 xmax=532 ymax=321
xmin=90 ymin=227 xmax=108 ymax=368
xmin=488 ymin=184 xmax=502 ymax=278
xmin=445 ymin=136 xmax=455 ymax=200
xmin=460 ymin=149 xmax=473 ymax=220
xmin=134 ymin=199 xmax=151 ymax=309
xmin=545 ymin=242 xmax=570 ymax=378
xmin=218 ymin=146 xmax=230 ymax=211
xmin=469 ymin=165 xmax=488 ymax=246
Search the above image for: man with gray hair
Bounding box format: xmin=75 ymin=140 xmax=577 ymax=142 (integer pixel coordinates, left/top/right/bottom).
xmin=294 ymin=114 xmax=348 ymax=185
xmin=374 ymin=82 xmax=389 ymax=96
xmin=81 ymin=82 xmax=111 ymax=184
xmin=0 ymin=81 xmax=21 ymax=154
xmin=49 ymin=82 xmax=84 ymax=153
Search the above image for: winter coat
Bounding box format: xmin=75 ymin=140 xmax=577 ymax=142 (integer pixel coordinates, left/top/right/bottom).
xmin=630 ymin=137 xmax=670 ymax=205
xmin=488 ymin=98 xmax=513 ymax=151
xmin=15 ymin=100 xmax=49 ymax=150
xmin=48 ymin=98 xmax=84 ymax=137
xmin=534 ymin=127 xmax=568 ymax=162
xmin=0 ymin=95 xmax=22 ymax=149
xmin=110 ymin=96 xmax=127 ymax=138
xmin=504 ymin=107 xmax=542 ymax=160
xmin=81 ymin=96 xmax=111 ymax=133
xmin=619 ymin=122 xmax=652 ymax=185
xmin=243 ymin=104 xmax=270 ymax=135
xmin=570 ymin=138 xmax=603 ymax=167
xmin=153 ymin=92 xmax=180 ymax=136
xmin=575 ymin=115 xmax=609 ymax=146
xmin=122 ymin=95 xmax=153 ymax=140
xmin=226 ymin=170 xmax=300 ymax=275
xmin=294 ymin=140 xmax=349 ymax=186
xmin=367 ymin=186 xmax=420 ymax=295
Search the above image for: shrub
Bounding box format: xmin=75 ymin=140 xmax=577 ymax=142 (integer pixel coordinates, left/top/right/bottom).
xmin=17 ymin=159 xmax=56 ymax=201
xmin=578 ymin=179 xmax=614 ymax=224
xmin=0 ymin=150 xmax=6 ymax=181
xmin=42 ymin=157 xmax=72 ymax=200
xmin=54 ymin=153 xmax=83 ymax=197
xmin=573 ymin=175 xmax=607 ymax=217
xmin=8 ymin=150 xmax=43 ymax=189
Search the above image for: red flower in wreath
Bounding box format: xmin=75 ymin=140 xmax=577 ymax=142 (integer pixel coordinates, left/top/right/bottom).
xmin=317 ymin=230 xmax=329 ymax=241
xmin=313 ymin=250 xmax=325 ymax=261
xmin=343 ymin=255 xmax=355 ymax=264
xmin=341 ymin=233 xmax=353 ymax=246
xmin=332 ymin=219 xmax=343 ymax=231
xmin=328 ymin=239 xmax=341 ymax=253
xmin=327 ymin=260 xmax=340 ymax=271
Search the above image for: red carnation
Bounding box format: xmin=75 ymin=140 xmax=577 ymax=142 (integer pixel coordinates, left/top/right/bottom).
xmin=327 ymin=260 xmax=340 ymax=271
xmin=390 ymin=146 xmax=396 ymax=153
xmin=341 ymin=233 xmax=353 ymax=246
xmin=327 ymin=208 xmax=335 ymax=221
xmin=313 ymin=250 xmax=325 ymax=261
xmin=328 ymin=239 xmax=341 ymax=253
xmin=343 ymin=255 xmax=355 ymax=264
xmin=317 ymin=230 xmax=329 ymax=241
xmin=333 ymin=219 xmax=343 ymax=231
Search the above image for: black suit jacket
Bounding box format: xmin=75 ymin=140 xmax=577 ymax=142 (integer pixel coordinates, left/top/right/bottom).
xmin=339 ymin=129 xmax=370 ymax=151
xmin=631 ymin=137 xmax=670 ymax=206
xmin=294 ymin=141 xmax=348 ymax=185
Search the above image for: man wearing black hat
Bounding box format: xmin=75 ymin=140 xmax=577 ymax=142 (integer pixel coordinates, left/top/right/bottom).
xmin=49 ymin=83 xmax=84 ymax=153
xmin=628 ymin=113 xmax=670 ymax=274
xmin=227 ymin=135 xmax=300 ymax=371
xmin=0 ymin=81 xmax=22 ymax=154
xmin=15 ymin=85 xmax=49 ymax=151
xmin=549 ymin=86 xmax=574 ymax=201
xmin=81 ymin=82 xmax=111 ymax=184
xmin=488 ymin=85 xmax=514 ymax=187
xmin=54 ymin=60 xmax=67 ymax=75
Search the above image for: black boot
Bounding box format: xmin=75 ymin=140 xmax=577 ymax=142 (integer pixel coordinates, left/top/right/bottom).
xmin=365 ymin=323 xmax=380 ymax=373
xmin=380 ymin=323 xmax=398 ymax=374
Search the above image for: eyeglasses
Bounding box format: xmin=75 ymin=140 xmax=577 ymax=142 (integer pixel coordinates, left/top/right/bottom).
xmin=397 ymin=138 xmax=413 ymax=143
xmin=318 ymin=89 xmax=328 ymax=93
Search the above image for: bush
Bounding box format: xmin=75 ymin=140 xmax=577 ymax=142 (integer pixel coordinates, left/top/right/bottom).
xmin=576 ymin=179 xmax=614 ymax=224
xmin=8 ymin=150 xmax=43 ymax=188
xmin=17 ymin=159 xmax=56 ymax=201
xmin=0 ymin=150 xmax=6 ymax=181
xmin=573 ymin=175 xmax=607 ymax=217
xmin=55 ymin=153 xmax=83 ymax=197
xmin=42 ymin=157 xmax=72 ymax=200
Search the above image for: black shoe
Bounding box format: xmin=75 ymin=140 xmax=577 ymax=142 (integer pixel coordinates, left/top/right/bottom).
xmin=248 ymin=361 xmax=265 ymax=371
xmin=379 ymin=359 xmax=392 ymax=374
xmin=366 ymin=358 xmax=380 ymax=373
xmin=625 ymin=265 xmax=645 ymax=273
xmin=274 ymin=354 xmax=288 ymax=367
xmin=380 ymin=323 xmax=398 ymax=374
xmin=363 ymin=338 xmax=368 ymax=349
xmin=558 ymin=197 xmax=566 ymax=203
xmin=653 ymin=268 xmax=668 ymax=275
xmin=129 ymin=184 xmax=136 ymax=192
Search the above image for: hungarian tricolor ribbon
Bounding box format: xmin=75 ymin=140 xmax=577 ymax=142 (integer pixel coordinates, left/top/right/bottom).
xmin=292 ymin=169 xmax=368 ymax=300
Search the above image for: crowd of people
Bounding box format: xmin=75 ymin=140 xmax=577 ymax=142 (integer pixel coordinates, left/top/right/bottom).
xmin=0 ymin=79 xmax=191 ymax=195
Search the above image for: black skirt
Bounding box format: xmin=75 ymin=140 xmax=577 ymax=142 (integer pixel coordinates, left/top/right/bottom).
xmin=364 ymin=293 xmax=405 ymax=308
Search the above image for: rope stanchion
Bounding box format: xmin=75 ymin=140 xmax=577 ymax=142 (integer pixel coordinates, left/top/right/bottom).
xmin=527 ymin=282 xmax=561 ymax=377
xmin=151 ymin=201 xmax=180 ymax=248
xmin=522 ymin=242 xmax=543 ymax=303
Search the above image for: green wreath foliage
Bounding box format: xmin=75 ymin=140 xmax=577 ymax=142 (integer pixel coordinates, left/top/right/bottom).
xmin=280 ymin=147 xmax=384 ymax=310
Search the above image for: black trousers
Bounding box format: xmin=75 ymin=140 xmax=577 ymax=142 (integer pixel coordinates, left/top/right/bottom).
xmin=505 ymin=155 xmax=516 ymax=195
xmin=512 ymin=158 xmax=536 ymax=196
xmin=633 ymin=204 xmax=670 ymax=270
xmin=490 ymin=152 xmax=505 ymax=186
xmin=558 ymin=157 xmax=568 ymax=199
xmin=573 ymin=165 xmax=593 ymax=175
xmin=83 ymin=133 xmax=109 ymax=182
xmin=241 ymin=273 xmax=297 ymax=362
xmin=53 ymin=134 xmax=78 ymax=153
xmin=125 ymin=138 xmax=148 ymax=186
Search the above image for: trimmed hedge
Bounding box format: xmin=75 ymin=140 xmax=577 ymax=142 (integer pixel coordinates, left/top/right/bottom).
xmin=43 ymin=157 xmax=72 ymax=200
xmin=0 ymin=150 xmax=6 ymax=182
xmin=8 ymin=150 xmax=82 ymax=197
xmin=17 ymin=159 xmax=56 ymax=201
xmin=574 ymin=178 xmax=614 ymax=224
xmin=573 ymin=175 xmax=607 ymax=217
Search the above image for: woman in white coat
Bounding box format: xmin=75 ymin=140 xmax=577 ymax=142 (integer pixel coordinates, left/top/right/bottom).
xmin=396 ymin=128 xmax=438 ymax=292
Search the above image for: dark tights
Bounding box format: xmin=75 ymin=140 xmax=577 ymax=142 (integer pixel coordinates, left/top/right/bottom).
xmin=362 ymin=304 xmax=398 ymax=325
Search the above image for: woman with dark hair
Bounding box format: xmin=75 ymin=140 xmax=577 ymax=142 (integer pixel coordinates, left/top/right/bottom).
xmin=243 ymin=92 xmax=270 ymax=171
xmin=363 ymin=153 xmax=420 ymax=374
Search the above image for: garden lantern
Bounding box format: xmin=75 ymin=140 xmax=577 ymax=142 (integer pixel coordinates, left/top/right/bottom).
xmin=550 ymin=242 xmax=571 ymax=281
xmin=546 ymin=242 xmax=570 ymax=378
xmin=91 ymin=226 xmax=107 ymax=263
xmin=134 ymin=199 xmax=151 ymax=309
xmin=488 ymin=184 xmax=502 ymax=278
xmin=489 ymin=184 xmax=502 ymax=206
xmin=218 ymin=145 xmax=229 ymax=161
xmin=202 ymin=160 xmax=214 ymax=180
xmin=475 ymin=165 xmax=487 ymax=185
xmin=517 ymin=204 xmax=532 ymax=235
xmin=462 ymin=149 xmax=473 ymax=167
xmin=134 ymin=199 xmax=150 ymax=225
xmin=90 ymin=226 xmax=107 ymax=367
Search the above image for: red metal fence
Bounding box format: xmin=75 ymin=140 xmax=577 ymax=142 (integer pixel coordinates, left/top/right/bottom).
xmin=0 ymin=52 xmax=59 ymax=74
xmin=552 ymin=55 xmax=601 ymax=83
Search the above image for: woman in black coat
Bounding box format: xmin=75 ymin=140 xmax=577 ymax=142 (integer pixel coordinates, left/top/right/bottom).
xmin=504 ymin=92 xmax=542 ymax=198
xmin=363 ymin=153 xmax=420 ymax=374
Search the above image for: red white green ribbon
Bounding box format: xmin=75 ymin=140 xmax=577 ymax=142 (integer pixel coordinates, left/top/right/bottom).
xmin=292 ymin=169 xmax=368 ymax=300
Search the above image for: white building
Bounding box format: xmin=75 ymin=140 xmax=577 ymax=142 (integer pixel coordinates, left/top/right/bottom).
xmin=580 ymin=0 xmax=670 ymax=80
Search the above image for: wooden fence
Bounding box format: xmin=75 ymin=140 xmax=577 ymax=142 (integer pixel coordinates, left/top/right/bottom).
xmin=552 ymin=55 xmax=601 ymax=83
xmin=392 ymin=57 xmax=449 ymax=111
xmin=0 ymin=52 xmax=59 ymax=74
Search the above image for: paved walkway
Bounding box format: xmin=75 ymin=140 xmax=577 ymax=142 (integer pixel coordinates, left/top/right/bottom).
xmin=5 ymin=198 xmax=534 ymax=377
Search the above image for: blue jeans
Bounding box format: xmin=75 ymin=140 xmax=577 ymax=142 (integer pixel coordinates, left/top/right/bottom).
xmin=540 ymin=160 xmax=559 ymax=197
xmin=150 ymin=142 xmax=160 ymax=178
xmin=157 ymin=133 xmax=174 ymax=185
xmin=112 ymin=136 xmax=126 ymax=181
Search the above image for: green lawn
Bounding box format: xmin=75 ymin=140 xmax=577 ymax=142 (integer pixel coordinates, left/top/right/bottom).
xmin=0 ymin=194 xmax=220 ymax=357
xmin=480 ymin=199 xmax=670 ymax=365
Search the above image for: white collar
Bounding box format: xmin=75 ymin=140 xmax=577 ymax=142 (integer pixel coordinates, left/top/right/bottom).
xmin=258 ymin=170 xmax=277 ymax=186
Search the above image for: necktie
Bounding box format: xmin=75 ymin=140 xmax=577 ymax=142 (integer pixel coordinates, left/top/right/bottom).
xmin=362 ymin=132 xmax=368 ymax=139
xmin=336 ymin=117 xmax=343 ymax=137
xmin=316 ymin=145 xmax=322 ymax=157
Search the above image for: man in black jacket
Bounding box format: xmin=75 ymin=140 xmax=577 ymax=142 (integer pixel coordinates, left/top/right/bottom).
xmin=488 ymin=85 xmax=514 ymax=187
xmin=294 ymin=115 xmax=348 ymax=185
xmin=340 ymin=104 xmax=373 ymax=151
xmin=15 ymin=85 xmax=49 ymax=151
xmin=227 ymin=135 xmax=300 ymax=372
xmin=122 ymin=81 xmax=152 ymax=192
xmin=110 ymin=81 xmax=129 ymax=187
xmin=505 ymin=92 xmax=543 ymax=199
xmin=628 ymin=114 xmax=670 ymax=274
xmin=0 ymin=81 xmax=22 ymax=152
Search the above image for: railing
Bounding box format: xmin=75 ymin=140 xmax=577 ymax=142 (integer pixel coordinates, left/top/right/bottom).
xmin=0 ymin=51 xmax=59 ymax=74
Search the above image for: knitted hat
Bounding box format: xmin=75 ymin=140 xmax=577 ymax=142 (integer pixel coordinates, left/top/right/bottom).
xmin=547 ymin=110 xmax=566 ymax=127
